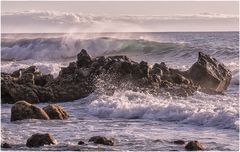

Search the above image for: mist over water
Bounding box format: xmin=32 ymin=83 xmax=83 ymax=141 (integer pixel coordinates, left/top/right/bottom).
xmin=1 ymin=32 xmax=239 ymax=151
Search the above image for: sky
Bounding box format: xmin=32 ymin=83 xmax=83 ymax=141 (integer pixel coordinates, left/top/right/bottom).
xmin=1 ymin=1 xmax=239 ymax=33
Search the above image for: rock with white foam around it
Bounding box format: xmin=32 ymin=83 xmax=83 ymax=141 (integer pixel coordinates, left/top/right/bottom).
xmin=1 ymin=49 xmax=232 ymax=103
xmin=26 ymin=133 xmax=57 ymax=147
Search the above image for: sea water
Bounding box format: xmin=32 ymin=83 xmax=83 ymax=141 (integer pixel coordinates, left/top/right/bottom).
xmin=1 ymin=32 xmax=239 ymax=150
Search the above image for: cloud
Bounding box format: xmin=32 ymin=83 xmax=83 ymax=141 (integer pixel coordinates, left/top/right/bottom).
xmin=1 ymin=10 xmax=239 ymax=33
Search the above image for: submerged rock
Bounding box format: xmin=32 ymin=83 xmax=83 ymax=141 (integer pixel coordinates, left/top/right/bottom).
xmin=1 ymin=142 xmax=11 ymax=148
xmin=185 ymin=141 xmax=204 ymax=151
xmin=173 ymin=140 xmax=185 ymax=145
xmin=188 ymin=52 xmax=232 ymax=93
xmin=78 ymin=141 xmax=85 ymax=145
xmin=43 ymin=104 xmax=69 ymax=120
xmin=26 ymin=133 xmax=57 ymax=147
xmin=11 ymin=101 xmax=50 ymax=121
xmin=89 ymin=136 xmax=115 ymax=146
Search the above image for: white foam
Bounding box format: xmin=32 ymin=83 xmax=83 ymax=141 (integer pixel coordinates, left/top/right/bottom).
xmin=86 ymin=90 xmax=239 ymax=130
xmin=1 ymin=60 xmax=66 ymax=78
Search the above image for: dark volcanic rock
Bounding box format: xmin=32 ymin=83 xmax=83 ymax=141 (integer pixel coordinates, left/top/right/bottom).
xmin=89 ymin=136 xmax=115 ymax=146
xmin=34 ymin=74 xmax=54 ymax=86
xmin=77 ymin=49 xmax=92 ymax=68
xmin=26 ymin=133 xmax=57 ymax=147
xmin=43 ymin=104 xmax=69 ymax=120
xmin=1 ymin=81 xmax=40 ymax=104
xmin=188 ymin=52 xmax=232 ymax=93
xmin=185 ymin=141 xmax=204 ymax=151
xmin=1 ymin=142 xmax=11 ymax=148
xmin=1 ymin=50 xmax=232 ymax=103
xmin=11 ymin=101 xmax=50 ymax=121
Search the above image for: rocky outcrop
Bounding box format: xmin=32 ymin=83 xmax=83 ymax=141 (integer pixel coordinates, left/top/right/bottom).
xmin=185 ymin=141 xmax=204 ymax=151
xmin=89 ymin=136 xmax=115 ymax=146
xmin=43 ymin=104 xmax=69 ymax=120
xmin=1 ymin=50 xmax=232 ymax=103
xmin=26 ymin=133 xmax=57 ymax=147
xmin=187 ymin=52 xmax=231 ymax=93
xmin=11 ymin=101 xmax=50 ymax=121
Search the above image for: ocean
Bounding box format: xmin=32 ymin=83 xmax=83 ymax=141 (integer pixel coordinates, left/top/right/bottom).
xmin=1 ymin=32 xmax=239 ymax=150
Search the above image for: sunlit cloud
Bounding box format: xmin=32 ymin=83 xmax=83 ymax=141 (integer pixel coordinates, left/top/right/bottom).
xmin=2 ymin=10 xmax=239 ymax=33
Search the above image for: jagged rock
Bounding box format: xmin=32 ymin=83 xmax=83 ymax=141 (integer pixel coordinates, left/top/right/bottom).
xmin=89 ymin=136 xmax=115 ymax=146
xmin=35 ymin=74 xmax=54 ymax=86
xmin=173 ymin=140 xmax=185 ymax=145
xmin=155 ymin=62 xmax=169 ymax=75
xmin=24 ymin=66 xmax=37 ymax=74
xmin=10 ymin=101 xmax=50 ymax=121
xmin=188 ymin=52 xmax=232 ymax=93
xmin=26 ymin=133 xmax=57 ymax=147
xmin=43 ymin=104 xmax=69 ymax=120
xmin=11 ymin=69 xmax=22 ymax=78
xmin=1 ymin=81 xmax=40 ymax=104
xmin=185 ymin=141 xmax=204 ymax=151
xmin=18 ymin=73 xmax=35 ymax=85
xmin=1 ymin=50 xmax=232 ymax=103
xmin=1 ymin=142 xmax=11 ymax=148
xmin=76 ymin=49 xmax=92 ymax=68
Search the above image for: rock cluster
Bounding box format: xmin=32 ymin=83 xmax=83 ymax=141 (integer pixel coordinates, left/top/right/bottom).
xmin=1 ymin=49 xmax=232 ymax=103
xmin=11 ymin=101 xmax=68 ymax=121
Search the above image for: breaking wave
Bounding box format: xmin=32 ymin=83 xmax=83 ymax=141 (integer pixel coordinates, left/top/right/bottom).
xmin=1 ymin=36 xmax=187 ymax=60
xmin=85 ymin=90 xmax=239 ymax=131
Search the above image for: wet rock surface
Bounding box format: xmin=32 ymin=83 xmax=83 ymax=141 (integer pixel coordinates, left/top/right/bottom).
xmin=89 ymin=136 xmax=115 ymax=146
xmin=1 ymin=49 xmax=232 ymax=103
xmin=11 ymin=101 xmax=50 ymax=121
xmin=185 ymin=141 xmax=204 ymax=151
xmin=26 ymin=133 xmax=57 ymax=147
xmin=187 ymin=52 xmax=232 ymax=93
xmin=43 ymin=104 xmax=69 ymax=120
xmin=10 ymin=101 xmax=69 ymax=121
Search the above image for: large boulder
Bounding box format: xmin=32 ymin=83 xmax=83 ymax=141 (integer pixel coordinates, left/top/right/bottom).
xmin=188 ymin=52 xmax=232 ymax=93
xmin=185 ymin=141 xmax=204 ymax=151
xmin=26 ymin=133 xmax=57 ymax=147
xmin=11 ymin=101 xmax=50 ymax=121
xmin=43 ymin=104 xmax=69 ymax=120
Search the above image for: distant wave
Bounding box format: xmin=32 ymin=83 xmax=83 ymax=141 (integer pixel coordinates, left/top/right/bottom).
xmin=1 ymin=37 xmax=187 ymax=60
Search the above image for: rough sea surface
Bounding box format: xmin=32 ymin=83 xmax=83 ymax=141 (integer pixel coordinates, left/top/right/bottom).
xmin=1 ymin=32 xmax=239 ymax=151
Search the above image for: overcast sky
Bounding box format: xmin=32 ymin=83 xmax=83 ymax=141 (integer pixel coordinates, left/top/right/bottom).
xmin=1 ymin=1 xmax=239 ymax=33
